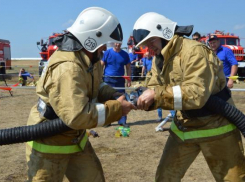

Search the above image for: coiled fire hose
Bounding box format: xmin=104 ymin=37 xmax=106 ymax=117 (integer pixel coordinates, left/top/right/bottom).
xmin=1 ymin=90 xmax=245 ymax=146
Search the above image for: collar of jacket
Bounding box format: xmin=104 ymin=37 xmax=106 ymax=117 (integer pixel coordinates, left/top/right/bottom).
xmin=46 ymin=49 xmax=92 ymax=74
xmin=77 ymin=50 xmax=92 ymax=69
xmin=54 ymin=32 xmax=83 ymax=52
xmin=161 ymin=35 xmax=183 ymax=63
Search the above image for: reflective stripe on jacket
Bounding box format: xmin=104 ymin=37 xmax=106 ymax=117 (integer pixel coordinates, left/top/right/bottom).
xmin=171 ymin=122 xmax=236 ymax=141
xmin=27 ymin=133 xmax=88 ymax=154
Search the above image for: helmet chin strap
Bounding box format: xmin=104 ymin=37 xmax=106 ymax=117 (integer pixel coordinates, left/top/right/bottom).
xmin=154 ymin=38 xmax=165 ymax=70
xmin=154 ymin=38 xmax=167 ymax=57
xmin=91 ymin=50 xmax=102 ymax=65
xmin=161 ymin=39 xmax=167 ymax=49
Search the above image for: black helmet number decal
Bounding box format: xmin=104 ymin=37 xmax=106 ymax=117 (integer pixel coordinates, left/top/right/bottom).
xmin=84 ymin=37 xmax=97 ymax=50
xmin=162 ymin=27 xmax=173 ymax=39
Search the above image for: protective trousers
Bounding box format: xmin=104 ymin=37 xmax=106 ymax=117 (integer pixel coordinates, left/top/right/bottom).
xmin=155 ymin=130 xmax=245 ymax=182
xmin=26 ymin=141 xmax=105 ymax=182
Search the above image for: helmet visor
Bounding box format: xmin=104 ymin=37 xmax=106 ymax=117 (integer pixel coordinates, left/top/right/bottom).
xmin=110 ymin=24 xmax=123 ymax=41
xmin=133 ymin=29 xmax=150 ymax=46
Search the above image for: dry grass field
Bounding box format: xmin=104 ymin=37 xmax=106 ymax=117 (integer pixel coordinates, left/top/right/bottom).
xmin=0 ymin=60 xmax=245 ymax=182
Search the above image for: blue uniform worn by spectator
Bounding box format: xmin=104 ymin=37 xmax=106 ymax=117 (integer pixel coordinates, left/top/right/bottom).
xmin=157 ymin=108 xmax=162 ymax=121
xmin=209 ymin=35 xmax=238 ymax=88
xmin=157 ymin=109 xmax=175 ymax=122
xmin=102 ymin=49 xmax=130 ymax=77
xmin=129 ymin=52 xmax=138 ymax=65
xmin=129 ymin=48 xmax=139 ymax=81
xmin=101 ymin=43 xmax=131 ymax=126
xmin=21 ymin=72 xmax=33 ymax=80
xmin=142 ymin=56 xmax=153 ymax=75
xmin=18 ymin=68 xmax=35 ymax=86
xmin=141 ymin=52 xmax=152 ymax=77
xmin=216 ymin=46 xmax=238 ymax=77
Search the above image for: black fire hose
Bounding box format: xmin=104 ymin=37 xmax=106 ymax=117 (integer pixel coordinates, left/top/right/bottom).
xmin=204 ymin=96 xmax=245 ymax=137
xmin=0 ymin=118 xmax=71 ymax=145
xmin=1 ymin=94 xmax=245 ymax=146
xmin=0 ymin=91 xmax=138 ymax=146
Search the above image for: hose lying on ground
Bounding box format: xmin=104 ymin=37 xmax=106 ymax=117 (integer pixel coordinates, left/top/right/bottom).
xmin=0 ymin=118 xmax=71 ymax=145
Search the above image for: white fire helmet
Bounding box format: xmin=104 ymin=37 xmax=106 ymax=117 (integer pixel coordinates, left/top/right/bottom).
xmin=67 ymin=7 xmax=123 ymax=53
xmin=133 ymin=12 xmax=177 ymax=47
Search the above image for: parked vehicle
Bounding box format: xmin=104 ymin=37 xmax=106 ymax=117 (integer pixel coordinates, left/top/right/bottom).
xmin=200 ymin=30 xmax=245 ymax=77
xmin=37 ymin=33 xmax=62 ymax=76
xmin=0 ymin=39 xmax=11 ymax=74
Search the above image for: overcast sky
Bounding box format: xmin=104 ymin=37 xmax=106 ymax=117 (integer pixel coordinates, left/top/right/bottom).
xmin=1 ymin=0 xmax=245 ymax=58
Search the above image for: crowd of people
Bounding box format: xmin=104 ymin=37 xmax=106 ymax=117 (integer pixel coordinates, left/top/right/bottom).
xmin=21 ymin=7 xmax=245 ymax=182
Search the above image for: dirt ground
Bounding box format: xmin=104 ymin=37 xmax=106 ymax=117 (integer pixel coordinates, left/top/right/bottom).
xmin=0 ymin=60 xmax=245 ymax=182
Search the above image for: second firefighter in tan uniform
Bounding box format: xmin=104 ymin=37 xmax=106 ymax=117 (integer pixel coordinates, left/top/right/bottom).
xmin=133 ymin=12 xmax=245 ymax=181
xmin=26 ymin=7 xmax=136 ymax=182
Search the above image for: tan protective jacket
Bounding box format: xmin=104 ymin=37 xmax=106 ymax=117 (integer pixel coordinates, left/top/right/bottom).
xmin=27 ymin=49 xmax=122 ymax=145
xmin=148 ymin=35 xmax=235 ymax=135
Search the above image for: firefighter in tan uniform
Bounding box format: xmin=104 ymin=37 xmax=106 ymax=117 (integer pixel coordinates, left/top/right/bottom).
xmin=133 ymin=12 xmax=245 ymax=181
xmin=26 ymin=7 xmax=136 ymax=182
